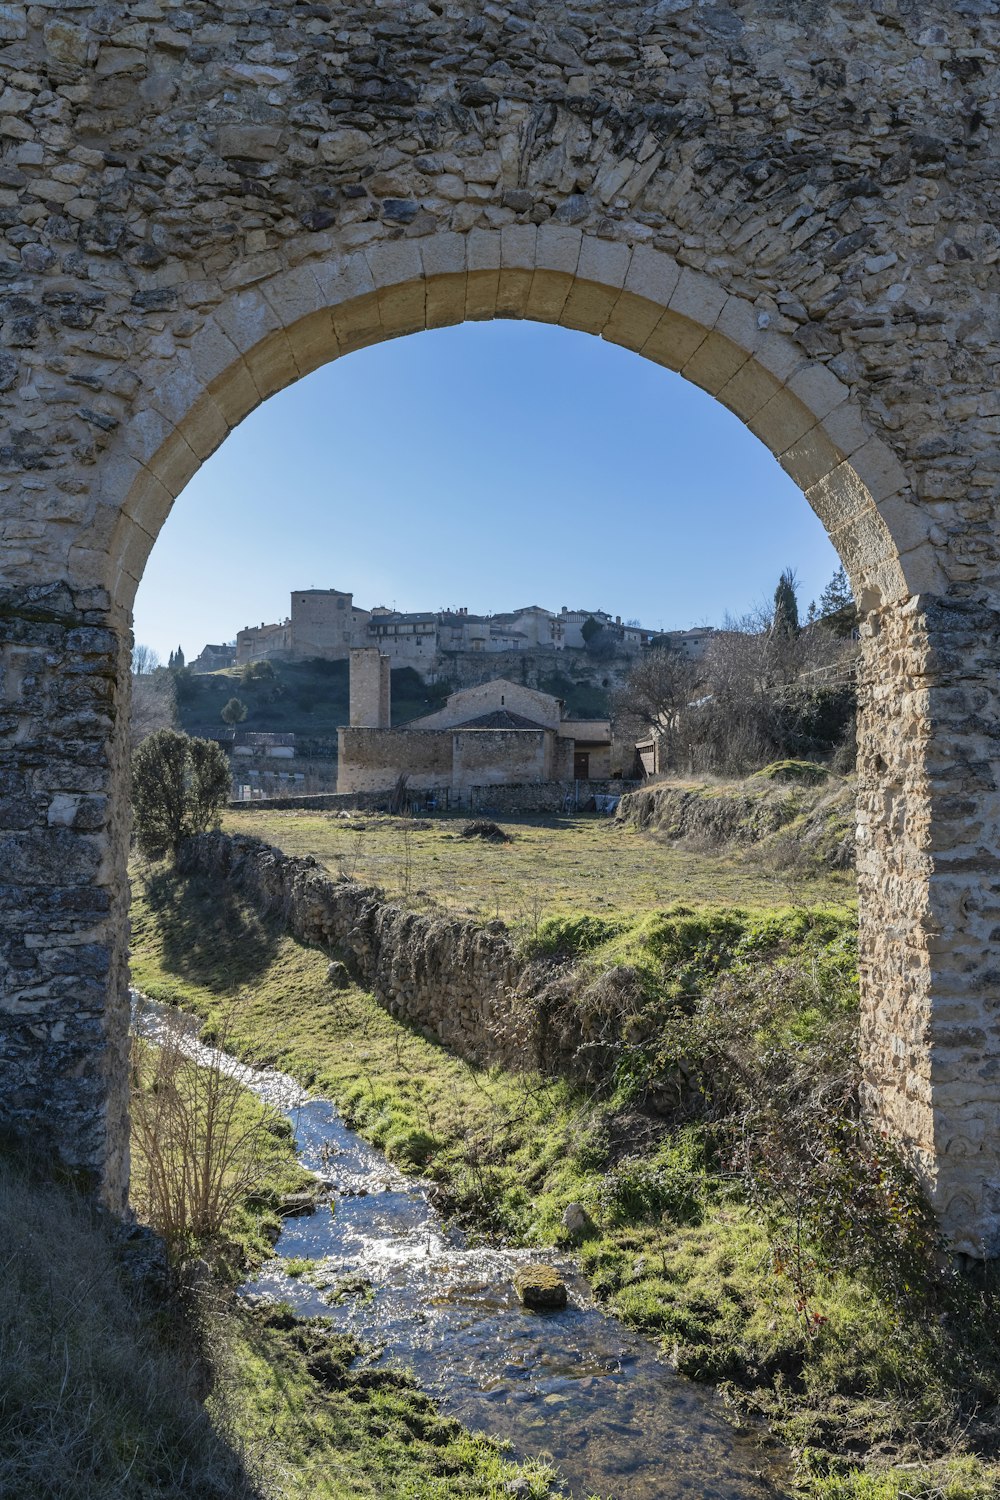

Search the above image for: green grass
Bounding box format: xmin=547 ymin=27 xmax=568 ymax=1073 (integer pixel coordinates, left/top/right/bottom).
xmin=224 ymin=1307 xmax=557 ymax=1500
xmin=0 ymin=1149 xmax=257 ymax=1500
xmin=129 ymin=857 xmax=1000 ymax=1496
xmin=220 ymin=808 xmax=853 ymax=924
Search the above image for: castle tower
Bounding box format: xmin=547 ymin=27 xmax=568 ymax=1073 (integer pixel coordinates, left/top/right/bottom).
xmin=349 ymin=647 xmax=391 ymax=729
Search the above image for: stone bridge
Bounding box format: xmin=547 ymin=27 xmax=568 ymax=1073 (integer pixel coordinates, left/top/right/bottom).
xmin=2 ymin=0 xmax=1000 ymax=1254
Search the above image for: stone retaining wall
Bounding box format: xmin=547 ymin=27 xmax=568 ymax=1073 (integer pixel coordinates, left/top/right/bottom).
xmin=177 ymin=830 xmax=641 ymax=1092
xmin=178 ymin=832 xmax=542 ymax=1072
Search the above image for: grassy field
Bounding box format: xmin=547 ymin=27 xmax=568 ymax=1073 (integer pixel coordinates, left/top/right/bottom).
xmin=129 ymin=851 xmax=1000 ymax=1500
xmin=221 ymin=808 xmax=854 ymax=924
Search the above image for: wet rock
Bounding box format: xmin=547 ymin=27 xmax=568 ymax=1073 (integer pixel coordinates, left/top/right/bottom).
xmin=513 ymin=1264 xmax=568 ymax=1311
xmin=279 ymin=1190 xmax=317 ymax=1217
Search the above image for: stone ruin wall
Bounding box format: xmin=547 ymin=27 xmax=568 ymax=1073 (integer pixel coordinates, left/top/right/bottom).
xmin=2 ymin=0 xmax=1000 ymax=1251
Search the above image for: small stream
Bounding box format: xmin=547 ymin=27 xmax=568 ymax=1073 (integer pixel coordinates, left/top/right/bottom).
xmin=135 ymin=996 xmax=788 ymax=1500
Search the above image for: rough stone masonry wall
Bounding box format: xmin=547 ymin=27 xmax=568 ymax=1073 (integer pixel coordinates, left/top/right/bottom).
xmin=2 ymin=0 xmax=1000 ymax=1250
xmin=0 ymin=582 xmax=130 ymax=1203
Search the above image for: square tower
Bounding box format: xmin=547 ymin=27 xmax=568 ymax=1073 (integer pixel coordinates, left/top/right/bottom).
xmin=349 ymin=647 xmax=391 ymax=728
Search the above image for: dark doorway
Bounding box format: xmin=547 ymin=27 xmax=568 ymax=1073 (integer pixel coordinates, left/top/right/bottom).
xmin=574 ymin=751 xmax=590 ymax=780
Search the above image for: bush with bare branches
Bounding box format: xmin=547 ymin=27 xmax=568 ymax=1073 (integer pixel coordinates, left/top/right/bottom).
xmin=130 ymin=1003 xmax=294 ymax=1256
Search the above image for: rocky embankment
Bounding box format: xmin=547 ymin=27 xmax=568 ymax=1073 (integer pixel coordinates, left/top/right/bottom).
xmin=179 ymin=833 xmax=603 ymax=1082
xmin=616 ymin=763 xmax=856 ymax=870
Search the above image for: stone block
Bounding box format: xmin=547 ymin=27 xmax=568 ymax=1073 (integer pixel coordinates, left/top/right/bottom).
xmin=525 ymin=267 xmax=574 ymax=325
xmin=500 ymin=222 xmax=538 ymax=272
xmin=421 ymin=233 xmax=467 ymax=281
xmin=207 ymin=360 xmax=262 ymax=428
xmin=668 ymin=266 xmax=727 ymax=330
xmin=787 ymin=362 xmax=850 ymax=422
xmin=426 ymin=273 xmax=468 ymax=330
xmin=535 ymin=224 xmax=583 ymax=278
xmin=331 ymin=291 xmax=382 ymax=354
xmin=850 ymin=436 xmax=910 ymax=506
xmin=259 ymin=264 xmax=326 ymax=330
xmin=559 ymin=278 xmax=620 ymax=334
xmin=216 ymin=125 xmax=284 ymax=161
xmin=178 ymin=392 xmax=229 ymax=463
xmin=748 ymin=388 xmax=817 ymax=457
xmin=716 ymin=359 xmax=783 ymax=422
xmin=285 ymin=308 xmax=339 ymax=378
xmin=779 ymin=425 xmax=842 ymax=492
xmin=213 ymin=288 xmax=282 ymax=358
xmin=145 ymin=425 xmax=198 ymax=501
xmin=241 ymin=328 xmax=301 ymax=401
xmin=602 ymin=291 xmax=664 ymax=353
xmin=640 ymin=309 xmax=707 ymax=371
xmin=623 ymin=244 xmax=681 ymax=309
xmin=376 ymin=278 xmax=427 ymax=338
xmin=681 ymin=331 xmax=750 ymax=396
xmin=576 ymin=235 xmax=630 ymax=291
xmin=467 ymin=228 xmax=501 ymax=273
xmin=366 ymin=238 xmax=423 ymax=293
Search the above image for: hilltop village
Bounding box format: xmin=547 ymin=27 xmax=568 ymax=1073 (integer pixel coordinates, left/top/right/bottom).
xmin=176 ymin=586 xmax=720 ymax=804
xmin=191 ymin=586 xmax=713 ymax=677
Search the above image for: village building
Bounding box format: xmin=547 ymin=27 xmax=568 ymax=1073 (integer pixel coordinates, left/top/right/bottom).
xmin=232 ymin=730 xmax=296 ymax=760
xmin=190 ymin=642 xmax=237 ymax=673
xmin=229 ymin=584 xmax=681 ymax=672
xmin=337 ymin=649 xmax=613 ymax=799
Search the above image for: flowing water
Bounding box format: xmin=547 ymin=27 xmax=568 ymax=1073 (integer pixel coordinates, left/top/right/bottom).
xmin=135 ymin=996 xmax=788 ymax=1500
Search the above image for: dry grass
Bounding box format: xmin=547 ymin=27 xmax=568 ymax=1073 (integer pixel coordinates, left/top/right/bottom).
xmin=0 ymin=1151 xmax=257 ymax=1500
xmin=222 ymin=807 xmax=853 ymax=924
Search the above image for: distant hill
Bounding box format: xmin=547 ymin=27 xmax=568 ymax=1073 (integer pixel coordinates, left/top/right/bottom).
xmin=174 ymin=660 xmax=449 ymax=751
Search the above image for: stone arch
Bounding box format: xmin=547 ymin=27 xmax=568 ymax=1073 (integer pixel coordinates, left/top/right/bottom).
xmin=97 ymin=235 xmax=930 ymax=615
xmin=2 ymin=0 xmax=1000 ymax=1259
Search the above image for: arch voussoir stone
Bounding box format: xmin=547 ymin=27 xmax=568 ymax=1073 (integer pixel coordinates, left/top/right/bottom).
xmin=3 ymin=0 xmax=1000 ymax=1255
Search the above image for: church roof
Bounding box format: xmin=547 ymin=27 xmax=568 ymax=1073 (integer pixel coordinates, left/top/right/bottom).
xmin=451 ymin=710 xmax=550 ymax=731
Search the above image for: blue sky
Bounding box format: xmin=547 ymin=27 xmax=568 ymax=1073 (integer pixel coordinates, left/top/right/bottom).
xmin=134 ymin=320 xmax=841 ymax=663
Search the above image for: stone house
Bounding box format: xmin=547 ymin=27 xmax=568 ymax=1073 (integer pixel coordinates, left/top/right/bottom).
xmin=337 ymin=649 xmax=612 ymax=796
xmin=190 ymin=642 xmax=237 ymax=673
xmin=237 ymin=586 xmax=372 ymax=664
xmin=233 ymin=586 xmax=659 ymax=670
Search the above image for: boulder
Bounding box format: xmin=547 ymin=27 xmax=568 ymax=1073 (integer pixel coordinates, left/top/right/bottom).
xmin=513 ymin=1264 xmax=568 ymax=1310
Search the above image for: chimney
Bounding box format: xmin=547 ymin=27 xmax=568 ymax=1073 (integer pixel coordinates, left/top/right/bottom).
xmin=349 ymin=647 xmax=391 ymax=729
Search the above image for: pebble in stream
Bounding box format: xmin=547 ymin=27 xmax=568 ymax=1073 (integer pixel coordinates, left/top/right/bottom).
xmin=135 ymin=997 xmax=789 ymax=1499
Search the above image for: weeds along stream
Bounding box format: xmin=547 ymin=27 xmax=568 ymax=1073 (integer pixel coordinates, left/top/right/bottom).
xmin=134 ymin=994 xmax=786 ymax=1500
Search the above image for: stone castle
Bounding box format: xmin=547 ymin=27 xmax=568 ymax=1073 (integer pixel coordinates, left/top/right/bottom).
xmin=231 ymin=586 xmax=711 ymax=674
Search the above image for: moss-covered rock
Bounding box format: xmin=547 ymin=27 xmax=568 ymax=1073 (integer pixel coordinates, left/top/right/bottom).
xmin=514 ymin=1265 xmax=568 ymax=1310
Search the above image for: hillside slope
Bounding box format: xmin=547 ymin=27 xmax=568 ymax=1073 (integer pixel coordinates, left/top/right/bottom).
xmin=617 ymin=762 xmax=856 ymax=869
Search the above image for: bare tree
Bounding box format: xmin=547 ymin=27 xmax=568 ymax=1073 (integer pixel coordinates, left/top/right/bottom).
xmin=132 ymin=642 xmax=161 ymax=676
xmin=620 ymin=578 xmax=857 ymax=778
xmin=131 ymin=647 xmax=177 ymax=750
xmin=614 ymin=646 xmax=700 ymax=738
